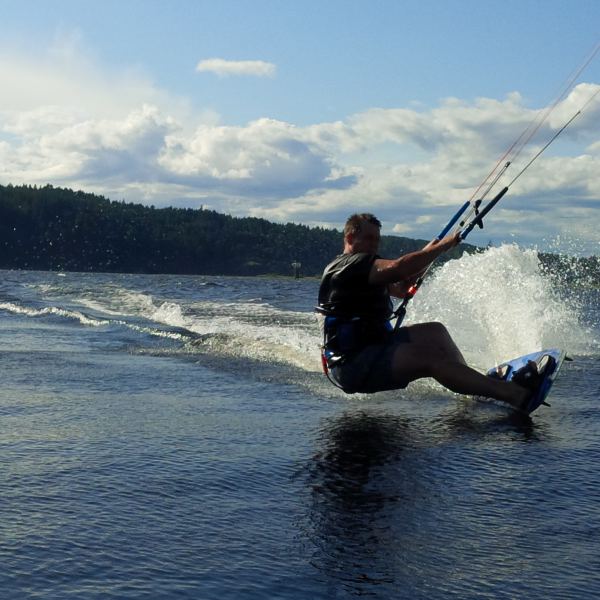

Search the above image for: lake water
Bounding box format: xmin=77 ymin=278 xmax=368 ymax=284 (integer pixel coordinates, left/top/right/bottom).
xmin=1 ymin=244 xmax=599 ymax=599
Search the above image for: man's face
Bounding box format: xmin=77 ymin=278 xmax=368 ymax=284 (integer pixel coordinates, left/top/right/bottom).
xmin=349 ymin=222 xmax=381 ymax=254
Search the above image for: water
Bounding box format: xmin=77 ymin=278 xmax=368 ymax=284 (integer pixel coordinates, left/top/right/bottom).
xmin=0 ymin=245 xmax=599 ymax=599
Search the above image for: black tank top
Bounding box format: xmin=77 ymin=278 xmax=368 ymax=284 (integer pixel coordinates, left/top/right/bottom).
xmin=318 ymin=253 xmax=392 ymax=321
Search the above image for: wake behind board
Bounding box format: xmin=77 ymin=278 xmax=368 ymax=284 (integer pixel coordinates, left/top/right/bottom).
xmin=486 ymin=348 xmax=567 ymax=415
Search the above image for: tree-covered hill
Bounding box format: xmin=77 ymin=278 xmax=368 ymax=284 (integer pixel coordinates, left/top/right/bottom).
xmin=0 ymin=184 xmax=473 ymax=276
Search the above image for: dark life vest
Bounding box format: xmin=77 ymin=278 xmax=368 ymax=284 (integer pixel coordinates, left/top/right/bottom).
xmin=318 ymin=253 xmax=393 ymax=354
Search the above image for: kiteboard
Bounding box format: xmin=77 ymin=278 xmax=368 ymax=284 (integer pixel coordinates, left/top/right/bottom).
xmin=486 ymin=348 xmax=568 ymax=415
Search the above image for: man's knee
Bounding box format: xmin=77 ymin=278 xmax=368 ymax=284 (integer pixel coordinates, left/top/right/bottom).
xmin=420 ymin=321 xmax=451 ymax=343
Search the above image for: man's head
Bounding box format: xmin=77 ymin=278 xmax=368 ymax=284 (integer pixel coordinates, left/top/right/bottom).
xmin=343 ymin=213 xmax=382 ymax=254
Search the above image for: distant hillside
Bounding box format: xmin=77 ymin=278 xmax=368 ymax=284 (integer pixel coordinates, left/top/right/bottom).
xmin=0 ymin=183 xmax=468 ymax=276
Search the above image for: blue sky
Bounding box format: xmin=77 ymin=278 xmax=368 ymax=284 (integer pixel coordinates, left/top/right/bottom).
xmin=1 ymin=0 xmax=599 ymax=253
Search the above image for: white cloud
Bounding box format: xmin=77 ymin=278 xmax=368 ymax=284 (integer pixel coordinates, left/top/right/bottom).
xmin=1 ymin=104 xmax=177 ymax=183
xmin=157 ymin=117 xmax=355 ymax=199
xmin=241 ymin=84 xmax=600 ymax=248
xmin=0 ymin=32 xmax=599 ymax=253
xmin=392 ymin=223 xmax=413 ymax=234
xmin=196 ymin=58 xmax=276 ymax=78
xmin=0 ymin=31 xmax=192 ymax=121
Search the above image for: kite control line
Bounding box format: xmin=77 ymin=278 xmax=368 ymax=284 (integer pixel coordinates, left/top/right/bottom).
xmin=393 ymin=66 xmax=600 ymax=331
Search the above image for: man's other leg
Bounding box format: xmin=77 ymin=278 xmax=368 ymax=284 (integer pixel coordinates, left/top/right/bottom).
xmin=391 ymin=322 xmax=527 ymax=406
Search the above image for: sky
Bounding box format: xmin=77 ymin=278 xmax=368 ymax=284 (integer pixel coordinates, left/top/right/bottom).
xmin=1 ymin=0 xmax=599 ymax=254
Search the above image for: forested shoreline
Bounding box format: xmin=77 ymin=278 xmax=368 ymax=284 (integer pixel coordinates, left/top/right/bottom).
xmin=0 ymin=183 xmax=597 ymax=282
xmin=0 ymin=184 xmax=466 ymax=276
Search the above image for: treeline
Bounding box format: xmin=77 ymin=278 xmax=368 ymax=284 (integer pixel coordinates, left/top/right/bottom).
xmin=539 ymin=252 xmax=600 ymax=289
xmin=0 ymin=184 xmax=468 ymax=276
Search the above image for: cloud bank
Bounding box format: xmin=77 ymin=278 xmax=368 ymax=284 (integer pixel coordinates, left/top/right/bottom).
xmin=1 ymin=37 xmax=599 ymax=254
xmin=196 ymin=58 xmax=276 ymax=78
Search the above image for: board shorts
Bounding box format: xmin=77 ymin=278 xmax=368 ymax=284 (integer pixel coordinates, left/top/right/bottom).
xmin=329 ymin=326 xmax=411 ymax=394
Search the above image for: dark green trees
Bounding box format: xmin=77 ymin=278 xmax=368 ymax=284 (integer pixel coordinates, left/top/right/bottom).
xmin=0 ymin=183 xmax=465 ymax=276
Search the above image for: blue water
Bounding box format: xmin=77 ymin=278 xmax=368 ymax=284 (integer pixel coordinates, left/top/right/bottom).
xmin=1 ymin=246 xmax=599 ymax=599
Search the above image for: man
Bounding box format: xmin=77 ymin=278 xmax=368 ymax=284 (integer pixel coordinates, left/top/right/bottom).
xmin=318 ymin=213 xmax=541 ymax=410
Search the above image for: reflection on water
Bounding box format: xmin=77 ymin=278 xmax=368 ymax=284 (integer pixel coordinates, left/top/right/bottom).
xmin=433 ymin=400 xmax=549 ymax=442
xmin=303 ymin=411 xmax=422 ymax=595
xmin=300 ymin=404 xmax=562 ymax=598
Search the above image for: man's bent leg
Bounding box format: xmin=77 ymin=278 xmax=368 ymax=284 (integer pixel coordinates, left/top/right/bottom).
xmin=403 ymin=322 xmax=467 ymax=366
xmin=389 ymin=329 xmax=528 ymax=407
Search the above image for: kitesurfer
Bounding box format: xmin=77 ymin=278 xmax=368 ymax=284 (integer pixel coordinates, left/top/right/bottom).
xmin=318 ymin=213 xmax=543 ymax=409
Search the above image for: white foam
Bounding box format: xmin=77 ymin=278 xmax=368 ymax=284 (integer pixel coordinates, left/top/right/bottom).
xmin=151 ymin=302 xmax=187 ymax=328
xmin=10 ymin=247 xmax=592 ymax=377
xmin=123 ymin=245 xmax=594 ymax=373
xmin=409 ymin=244 xmax=594 ymax=368
xmin=76 ymin=288 xmax=158 ymax=319
xmin=0 ymin=302 xmax=106 ymax=327
xmin=133 ymin=297 xmax=322 ymax=371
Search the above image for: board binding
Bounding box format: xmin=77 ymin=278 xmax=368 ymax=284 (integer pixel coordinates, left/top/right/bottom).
xmin=486 ymin=348 xmax=567 ymax=415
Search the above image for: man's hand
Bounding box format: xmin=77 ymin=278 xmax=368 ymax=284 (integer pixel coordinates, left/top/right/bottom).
xmin=423 ymin=231 xmax=461 ymax=252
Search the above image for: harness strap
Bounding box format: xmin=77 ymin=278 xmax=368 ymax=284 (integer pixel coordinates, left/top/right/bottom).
xmin=320 ymin=347 xmax=349 ymax=391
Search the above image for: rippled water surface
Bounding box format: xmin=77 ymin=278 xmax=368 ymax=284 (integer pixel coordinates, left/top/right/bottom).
xmin=1 ymin=248 xmax=599 ymax=599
